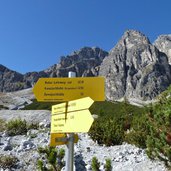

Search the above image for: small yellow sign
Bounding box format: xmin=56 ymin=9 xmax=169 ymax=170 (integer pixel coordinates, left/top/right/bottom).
xmin=52 ymin=96 xmax=94 ymax=114
xmin=51 ymin=97 xmax=94 ymax=133
xmin=33 ymin=77 xmax=105 ymax=102
xmin=51 ymin=110 xmax=94 ymax=133
xmin=50 ymin=133 xmax=79 ymax=146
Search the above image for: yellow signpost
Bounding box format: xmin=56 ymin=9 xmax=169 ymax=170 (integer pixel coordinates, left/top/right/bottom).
xmin=51 ymin=97 xmax=94 ymax=133
xmin=50 ymin=133 xmax=78 ymax=146
xmin=33 ymin=77 xmax=105 ymax=102
xmin=33 ymin=73 xmax=105 ymax=171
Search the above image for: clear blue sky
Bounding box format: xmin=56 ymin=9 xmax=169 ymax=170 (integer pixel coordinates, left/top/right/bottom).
xmin=0 ymin=0 xmax=170 ymax=74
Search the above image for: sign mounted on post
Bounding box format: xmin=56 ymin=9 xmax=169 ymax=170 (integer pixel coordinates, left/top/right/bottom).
xmin=33 ymin=77 xmax=105 ymax=102
xmin=50 ymin=133 xmax=79 ymax=146
xmin=51 ymin=97 xmax=94 ymax=133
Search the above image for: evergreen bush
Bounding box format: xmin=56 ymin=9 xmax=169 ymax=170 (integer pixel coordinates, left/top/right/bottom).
xmin=104 ymin=158 xmax=112 ymax=171
xmin=37 ymin=146 xmax=65 ymax=171
xmin=91 ymin=157 xmax=100 ymax=171
xmin=145 ymin=87 xmax=171 ymax=167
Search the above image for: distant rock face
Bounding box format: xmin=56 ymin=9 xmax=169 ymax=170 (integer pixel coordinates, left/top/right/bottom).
xmin=0 ymin=47 xmax=108 ymax=92
xmin=99 ymin=30 xmax=171 ymax=101
xmin=23 ymin=71 xmax=48 ymax=87
xmin=44 ymin=47 xmax=108 ymax=77
xmin=154 ymin=35 xmax=171 ymax=64
xmin=0 ymin=64 xmax=26 ymax=92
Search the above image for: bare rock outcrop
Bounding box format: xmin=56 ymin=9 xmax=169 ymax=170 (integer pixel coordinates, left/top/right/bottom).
xmin=99 ymin=30 xmax=171 ymax=101
xmin=154 ymin=35 xmax=171 ymax=64
xmin=0 ymin=64 xmax=26 ymax=92
xmin=44 ymin=47 xmax=108 ymax=77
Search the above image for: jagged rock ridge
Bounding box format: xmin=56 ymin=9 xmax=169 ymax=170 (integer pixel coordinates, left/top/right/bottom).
xmin=99 ymin=30 xmax=171 ymax=101
xmin=0 ymin=47 xmax=108 ymax=92
xmin=44 ymin=47 xmax=108 ymax=77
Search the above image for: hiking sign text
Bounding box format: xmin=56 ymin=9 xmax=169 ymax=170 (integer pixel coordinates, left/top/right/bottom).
xmin=33 ymin=77 xmax=105 ymax=102
xmin=51 ymin=97 xmax=94 ymax=133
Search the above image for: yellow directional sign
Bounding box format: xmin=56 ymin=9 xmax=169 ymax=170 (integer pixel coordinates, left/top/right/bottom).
xmin=50 ymin=133 xmax=79 ymax=146
xmin=52 ymin=96 xmax=94 ymax=115
xmin=51 ymin=110 xmax=94 ymax=133
xmin=33 ymin=77 xmax=105 ymax=102
xmin=51 ymin=97 xmax=94 ymax=133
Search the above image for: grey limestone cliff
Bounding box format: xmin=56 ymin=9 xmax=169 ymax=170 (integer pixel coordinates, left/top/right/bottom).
xmin=99 ymin=30 xmax=171 ymax=101
xmin=0 ymin=64 xmax=27 ymax=92
xmin=44 ymin=47 xmax=108 ymax=77
xmin=154 ymin=35 xmax=171 ymax=64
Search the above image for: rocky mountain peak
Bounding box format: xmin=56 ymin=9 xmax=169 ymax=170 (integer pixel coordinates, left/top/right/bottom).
xmin=100 ymin=30 xmax=171 ymax=102
xmin=46 ymin=46 xmax=108 ymax=77
xmin=154 ymin=35 xmax=171 ymax=64
xmin=60 ymin=46 xmax=107 ymax=67
xmin=0 ymin=64 xmax=7 ymax=72
xmin=113 ymin=30 xmax=150 ymax=51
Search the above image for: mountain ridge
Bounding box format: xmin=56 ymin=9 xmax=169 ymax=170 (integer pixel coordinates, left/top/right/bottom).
xmin=1 ymin=30 xmax=171 ymax=103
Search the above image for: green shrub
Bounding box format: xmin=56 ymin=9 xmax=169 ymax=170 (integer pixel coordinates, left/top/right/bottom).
xmin=37 ymin=146 xmax=65 ymax=171
xmin=0 ymin=119 xmax=6 ymax=132
xmin=6 ymin=118 xmax=27 ymax=136
xmin=23 ymin=99 xmax=58 ymax=110
xmin=5 ymin=118 xmax=39 ymax=136
xmin=91 ymin=157 xmax=100 ymax=171
xmin=124 ymin=112 xmax=149 ymax=148
xmin=89 ymin=100 xmax=145 ymax=146
xmin=145 ymin=86 xmax=171 ymax=167
xmin=30 ymin=133 xmax=37 ymax=139
xmin=104 ymin=158 xmax=112 ymax=171
xmin=89 ymin=116 xmax=125 ymax=146
xmin=0 ymin=155 xmax=18 ymax=169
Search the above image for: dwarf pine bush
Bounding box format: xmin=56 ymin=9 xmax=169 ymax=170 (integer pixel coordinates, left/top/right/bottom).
xmin=91 ymin=157 xmax=100 ymax=171
xmin=37 ymin=146 xmax=65 ymax=171
xmin=145 ymin=86 xmax=171 ymax=167
xmin=104 ymin=158 xmax=112 ymax=171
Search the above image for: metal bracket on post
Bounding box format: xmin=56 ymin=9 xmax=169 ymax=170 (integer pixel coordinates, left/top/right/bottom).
xmin=66 ymin=71 xmax=76 ymax=171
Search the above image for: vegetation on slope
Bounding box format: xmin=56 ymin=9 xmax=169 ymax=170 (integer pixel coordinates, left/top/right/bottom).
xmin=22 ymin=99 xmax=58 ymax=110
xmin=21 ymin=88 xmax=171 ymax=167
xmin=145 ymin=86 xmax=171 ymax=167
xmin=89 ymin=100 xmax=147 ymax=146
